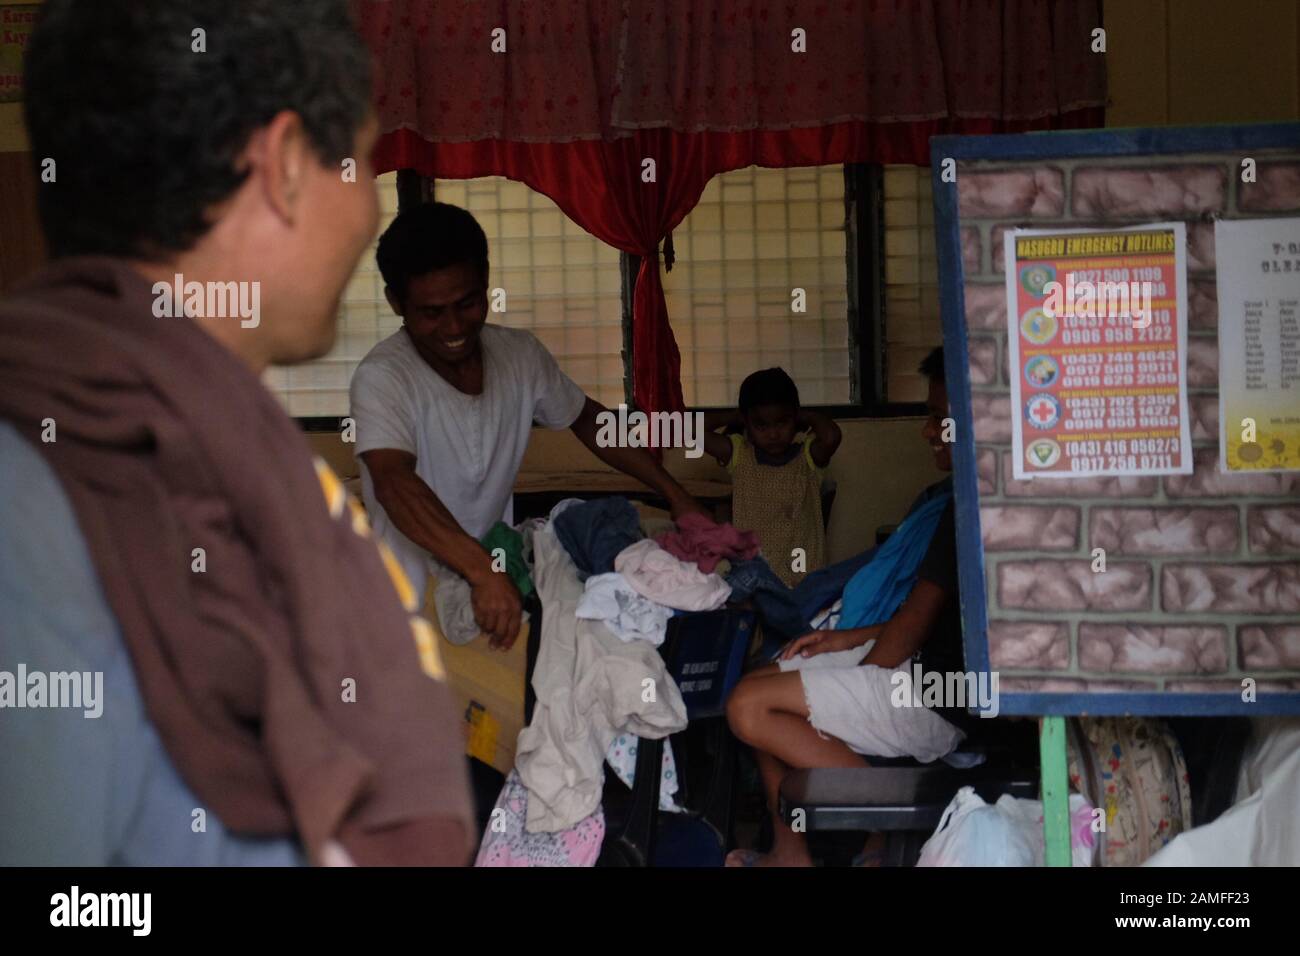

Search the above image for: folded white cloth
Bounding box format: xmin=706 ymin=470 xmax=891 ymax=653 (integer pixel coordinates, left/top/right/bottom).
xmin=576 ymin=572 xmax=672 ymax=646
xmin=433 ymin=572 xmax=479 ymax=645
xmin=515 ymin=525 xmax=687 ymax=833
xmin=613 ymin=539 xmax=731 ymax=612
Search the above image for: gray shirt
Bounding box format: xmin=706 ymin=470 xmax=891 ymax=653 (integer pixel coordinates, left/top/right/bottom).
xmin=0 ymin=421 xmax=304 ymax=866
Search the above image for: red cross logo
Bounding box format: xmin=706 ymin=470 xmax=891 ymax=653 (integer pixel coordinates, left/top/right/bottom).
xmin=1027 ymin=395 xmax=1060 ymax=430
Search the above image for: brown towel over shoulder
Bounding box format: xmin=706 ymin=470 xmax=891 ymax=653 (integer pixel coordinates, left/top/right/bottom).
xmin=0 ymin=257 xmax=472 ymax=862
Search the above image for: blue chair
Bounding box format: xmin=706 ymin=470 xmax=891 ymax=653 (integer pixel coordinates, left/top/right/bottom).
xmin=596 ymin=607 xmax=754 ymax=867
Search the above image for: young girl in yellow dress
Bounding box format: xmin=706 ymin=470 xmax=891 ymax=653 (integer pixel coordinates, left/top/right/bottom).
xmin=703 ymin=368 xmax=841 ymax=587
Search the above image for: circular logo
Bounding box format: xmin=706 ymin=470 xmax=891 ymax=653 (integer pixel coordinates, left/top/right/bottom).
xmin=1026 ymin=393 xmax=1061 ymax=430
xmin=1024 ymin=355 xmax=1059 ymax=389
xmin=1020 ymin=263 xmax=1056 ymax=297
xmin=1020 ymin=308 xmax=1058 ymax=346
xmin=1026 ymin=438 xmax=1061 ymax=469
xmin=1237 ymin=442 xmax=1263 ymax=463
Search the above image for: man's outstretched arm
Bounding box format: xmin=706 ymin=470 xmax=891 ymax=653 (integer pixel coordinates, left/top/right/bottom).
xmin=568 ymin=397 xmax=710 ymax=519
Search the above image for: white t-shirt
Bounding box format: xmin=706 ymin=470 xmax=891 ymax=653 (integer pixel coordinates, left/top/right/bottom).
xmin=350 ymin=324 xmax=586 ymax=589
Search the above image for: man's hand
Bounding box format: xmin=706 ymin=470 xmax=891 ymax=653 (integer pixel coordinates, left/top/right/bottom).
xmin=780 ymin=627 xmax=870 ymax=661
xmin=468 ymin=569 xmax=523 ymax=651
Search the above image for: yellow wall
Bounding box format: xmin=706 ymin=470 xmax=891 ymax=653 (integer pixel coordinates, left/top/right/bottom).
xmin=0 ymin=101 xmax=26 ymax=151
xmin=518 ymin=419 xmax=944 ymax=563
xmin=1106 ymin=0 xmax=1300 ymax=127
xmin=311 ymin=417 xmax=944 ymax=565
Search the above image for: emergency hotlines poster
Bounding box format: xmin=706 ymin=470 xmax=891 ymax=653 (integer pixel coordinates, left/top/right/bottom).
xmin=1214 ymin=218 xmax=1300 ymax=473
xmin=1004 ymin=223 xmax=1192 ymax=480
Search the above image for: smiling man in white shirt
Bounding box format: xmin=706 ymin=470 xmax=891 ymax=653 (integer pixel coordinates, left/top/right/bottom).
xmin=350 ymin=203 xmax=706 ymax=650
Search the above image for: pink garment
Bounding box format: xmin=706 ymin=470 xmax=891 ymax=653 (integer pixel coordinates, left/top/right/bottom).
xmin=475 ymin=770 xmax=605 ymax=867
xmin=613 ymin=539 xmax=732 ymax=611
xmin=654 ymin=512 xmax=760 ymax=573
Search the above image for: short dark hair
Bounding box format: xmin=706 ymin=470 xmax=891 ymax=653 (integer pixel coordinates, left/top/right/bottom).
xmin=738 ymin=367 xmax=800 ymax=414
xmin=24 ymin=0 xmax=372 ymax=259
xmin=919 ymin=346 xmax=946 ymax=384
xmin=376 ymin=203 xmax=491 ymax=303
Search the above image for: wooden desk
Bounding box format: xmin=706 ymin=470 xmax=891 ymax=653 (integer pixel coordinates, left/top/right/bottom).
xmin=513 ymin=470 xmax=731 ymax=499
xmin=342 ymin=470 xmax=734 ymax=518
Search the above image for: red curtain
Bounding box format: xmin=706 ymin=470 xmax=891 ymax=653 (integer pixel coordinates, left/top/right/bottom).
xmin=354 ymin=0 xmax=1107 ymax=412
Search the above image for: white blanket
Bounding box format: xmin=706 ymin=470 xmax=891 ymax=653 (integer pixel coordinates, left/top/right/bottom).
xmin=1145 ymin=717 xmax=1300 ymax=866
xmin=515 ymin=522 xmax=687 ymax=833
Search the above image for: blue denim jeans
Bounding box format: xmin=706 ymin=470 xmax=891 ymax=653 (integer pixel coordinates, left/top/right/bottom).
xmin=724 ymin=556 xmax=809 ymax=639
xmin=552 ymin=497 xmax=643 ymax=579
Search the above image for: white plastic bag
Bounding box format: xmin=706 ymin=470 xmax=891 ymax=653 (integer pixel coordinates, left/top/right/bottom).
xmin=917 ymin=787 xmax=1096 ymax=867
xmin=917 ymin=787 xmax=1038 ymax=866
xmin=996 ymin=792 xmax=1098 ymax=868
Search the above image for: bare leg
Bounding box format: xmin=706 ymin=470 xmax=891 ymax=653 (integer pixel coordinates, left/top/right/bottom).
xmin=726 ymin=671 xmax=867 ymax=867
xmin=752 ymin=748 xmax=813 ymax=865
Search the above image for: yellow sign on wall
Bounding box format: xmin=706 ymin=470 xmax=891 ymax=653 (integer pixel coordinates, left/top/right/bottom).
xmin=1215 ymin=217 xmax=1300 ymax=473
xmin=0 ymin=4 xmax=40 ymax=104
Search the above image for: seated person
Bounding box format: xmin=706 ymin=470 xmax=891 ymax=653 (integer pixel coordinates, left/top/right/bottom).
xmin=724 ymin=347 xmax=977 ymax=867
xmin=702 ymin=368 xmax=842 ymax=587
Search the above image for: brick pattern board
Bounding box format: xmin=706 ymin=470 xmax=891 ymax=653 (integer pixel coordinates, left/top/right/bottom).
xmin=982 ymin=505 xmax=1079 ymax=551
xmin=956 ymin=148 xmax=1300 ymax=697
xmin=1248 ymin=507 xmax=1300 ymax=554
xmin=1089 ymin=507 xmax=1239 ymax=555
xmin=1077 ymin=625 xmax=1229 ymax=675
xmin=1188 ymin=280 xmax=1218 ymax=331
xmin=988 ymin=620 xmax=1070 ymax=670
xmin=1238 ymin=161 xmax=1300 ymax=212
xmin=1239 ymin=625 xmax=1300 ymax=670
xmin=968 ymin=336 xmax=998 ymax=386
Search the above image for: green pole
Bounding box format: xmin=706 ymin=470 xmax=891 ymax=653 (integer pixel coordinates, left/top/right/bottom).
xmin=1040 ymin=716 xmax=1072 ymax=867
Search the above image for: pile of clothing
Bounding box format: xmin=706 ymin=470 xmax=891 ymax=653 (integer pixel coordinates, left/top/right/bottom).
xmin=474 ymin=497 xmax=810 ymax=866
xmin=555 ymin=498 xmax=742 ymax=644
xmin=557 ymin=499 xmax=814 ymax=642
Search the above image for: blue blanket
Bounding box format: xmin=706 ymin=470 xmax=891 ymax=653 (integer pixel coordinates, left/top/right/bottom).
xmin=836 ymin=489 xmax=952 ymax=629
